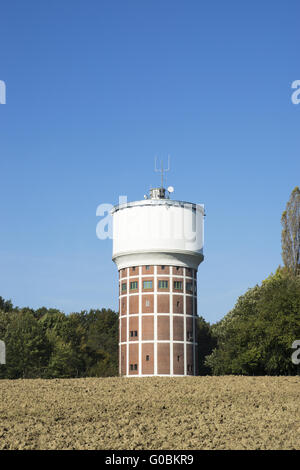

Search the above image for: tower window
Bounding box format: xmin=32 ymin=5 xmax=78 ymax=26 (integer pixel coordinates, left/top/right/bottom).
xmin=132 ymin=267 xmax=136 ymax=272
xmin=186 ymin=282 xmax=193 ymax=293
xmin=145 ymin=265 xmax=150 ymax=271
xmin=158 ymin=280 xmax=168 ymax=289
xmin=130 ymin=330 xmax=138 ymax=337
xmin=130 ymin=364 xmax=138 ymax=371
xmin=173 ymin=281 xmax=182 ymax=290
xmin=145 ymin=299 xmax=150 ymax=307
xmin=143 ymin=280 xmax=153 ymax=289
xmin=161 ymin=265 xmax=165 ymax=270
xmin=130 ymin=281 xmax=138 ymax=290
xmin=177 ymin=356 xmax=180 ymax=362
xmin=121 ymin=283 xmax=127 ymax=292
xmin=146 ymin=355 xmax=150 ymax=361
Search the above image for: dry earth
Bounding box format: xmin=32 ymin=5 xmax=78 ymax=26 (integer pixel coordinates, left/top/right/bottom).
xmin=0 ymin=376 xmax=300 ymax=450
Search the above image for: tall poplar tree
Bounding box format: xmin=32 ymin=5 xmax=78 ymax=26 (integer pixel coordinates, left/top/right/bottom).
xmin=281 ymin=186 xmax=300 ymax=276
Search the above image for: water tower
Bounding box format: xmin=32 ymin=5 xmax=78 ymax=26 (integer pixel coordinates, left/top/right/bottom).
xmin=111 ymin=164 xmax=204 ymax=376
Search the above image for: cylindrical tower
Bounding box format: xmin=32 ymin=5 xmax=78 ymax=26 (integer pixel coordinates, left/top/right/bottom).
xmin=111 ymin=186 xmax=204 ymax=377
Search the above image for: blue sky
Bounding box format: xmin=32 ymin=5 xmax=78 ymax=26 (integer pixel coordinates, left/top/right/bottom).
xmin=0 ymin=0 xmax=299 ymax=323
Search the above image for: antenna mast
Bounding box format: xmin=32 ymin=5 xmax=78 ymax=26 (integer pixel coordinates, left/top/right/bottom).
xmin=155 ymin=155 xmax=170 ymax=189
xmin=148 ymin=155 xmax=173 ymax=199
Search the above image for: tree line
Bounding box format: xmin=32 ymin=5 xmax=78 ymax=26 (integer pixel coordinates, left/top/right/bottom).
xmin=0 ymin=187 xmax=299 ymax=378
xmin=0 ymin=302 xmax=118 ymax=379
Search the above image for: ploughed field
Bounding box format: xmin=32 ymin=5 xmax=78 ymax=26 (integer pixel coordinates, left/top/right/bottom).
xmin=0 ymin=376 xmax=299 ymax=450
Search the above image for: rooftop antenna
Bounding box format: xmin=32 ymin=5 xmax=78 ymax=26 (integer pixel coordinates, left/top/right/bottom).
xmin=154 ymin=155 xmax=170 ymax=189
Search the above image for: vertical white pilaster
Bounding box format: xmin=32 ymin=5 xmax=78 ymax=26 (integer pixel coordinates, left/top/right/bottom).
xmin=126 ymin=268 xmax=129 ymax=377
xmin=154 ymin=265 xmax=158 ymax=375
xmin=170 ymin=266 xmax=173 ymax=376
xmin=138 ymin=266 xmax=142 ymax=376
xmin=119 ymin=273 xmax=121 ymax=376
xmin=193 ymin=274 xmax=196 ymax=376
xmin=183 ymin=268 xmax=187 ymax=376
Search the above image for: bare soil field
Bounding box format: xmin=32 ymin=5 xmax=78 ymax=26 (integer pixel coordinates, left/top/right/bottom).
xmin=0 ymin=376 xmax=300 ymax=450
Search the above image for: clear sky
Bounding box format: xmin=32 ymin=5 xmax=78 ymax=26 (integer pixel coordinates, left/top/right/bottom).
xmin=0 ymin=0 xmax=299 ymax=323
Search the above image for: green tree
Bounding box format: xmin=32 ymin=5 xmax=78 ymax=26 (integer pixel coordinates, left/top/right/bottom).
xmin=4 ymin=311 xmax=50 ymax=378
xmin=46 ymin=330 xmax=79 ymax=378
xmin=205 ymin=270 xmax=300 ymax=375
xmin=39 ymin=310 xmax=87 ymax=377
xmin=196 ymin=316 xmax=216 ymax=375
xmin=281 ymin=186 xmax=300 ymax=276
xmin=0 ymin=296 xmax=13 ymax=312
xmin=86 ymin=309 xmax=118 ymax=377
